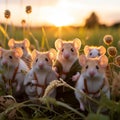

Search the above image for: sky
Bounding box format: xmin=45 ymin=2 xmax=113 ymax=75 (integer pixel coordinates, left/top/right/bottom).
xmin=0 ymin=0 xmax=120 ymax=27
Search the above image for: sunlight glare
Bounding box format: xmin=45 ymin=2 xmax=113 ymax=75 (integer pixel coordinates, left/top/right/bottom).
xmin=47 ymin=11 xmax=74 ymax=27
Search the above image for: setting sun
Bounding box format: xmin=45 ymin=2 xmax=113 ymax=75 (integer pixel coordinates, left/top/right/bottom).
xmin=46 ymin=9 xmax=75 ymax=27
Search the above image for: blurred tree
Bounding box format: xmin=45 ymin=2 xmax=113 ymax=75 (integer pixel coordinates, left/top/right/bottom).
xmin=84 ymin=12 xmax=100 ymax=28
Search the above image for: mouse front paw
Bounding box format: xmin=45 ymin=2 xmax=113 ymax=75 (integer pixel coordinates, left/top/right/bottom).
xmin=72 ymin=72 xmax=80 ymax=81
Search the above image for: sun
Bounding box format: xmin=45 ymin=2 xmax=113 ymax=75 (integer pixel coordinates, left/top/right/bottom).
xmin=45 ymin=8 xmax=75 ymax=27
xmin=48 ymin=11 xmax=74 ymax=27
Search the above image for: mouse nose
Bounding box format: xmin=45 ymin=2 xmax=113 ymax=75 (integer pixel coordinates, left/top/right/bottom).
xmin=2 ymin=60 xmax=7 ymax=65
xmin=64 ymin=53 xmax=70 ymax=59
xmin=89 ymin=71 xmax=95 ymax=77
xmin=39 ymin=62 xmax=44 ymax=69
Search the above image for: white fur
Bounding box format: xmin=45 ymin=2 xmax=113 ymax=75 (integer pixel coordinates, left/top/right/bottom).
xmin=24 ymin=51 xmax=57 ymax=100
xmin=1 ymin=59 xmax=29 ymax=92
xmin=75 ymin=55 xmax=110 ymax=111
xmin=75 ymin=73 xmax=110 ymax=111
xmin=88 ymin=49 xmax=100 ymax=58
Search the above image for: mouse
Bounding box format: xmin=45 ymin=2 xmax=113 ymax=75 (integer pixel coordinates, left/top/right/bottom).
xmin=75 ymin=54 xmax=110 ymax=111
xmin=84 ymin=45 xmax=106 ymax=58
xmin=8 ymin=38 xmax=32 ymax=69
xmin=54 ymin=38 xmax=82 ymax=84
xmin=24 ymin=49 xmax=57 ymax=100
xmin=0 ymin=47 xmax=29 ymax=94
xmin=54 ymin=38 xmax=82 ymax=108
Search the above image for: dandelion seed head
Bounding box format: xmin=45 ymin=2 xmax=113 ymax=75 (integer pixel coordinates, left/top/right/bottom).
xmin=115 ymin=55 xmax=120 ymax=66
xmin=107 ymin=46 xmax=117 ymax=57
xmin=103 ymin=35 xmax=113 ymax=46
xmin=26 ymin=5 xmax=32 ymax=14
xmin=4 ymin=9 xmax=11 ymax=19
xmin=21 ymin=19 xmax=26 ymax=25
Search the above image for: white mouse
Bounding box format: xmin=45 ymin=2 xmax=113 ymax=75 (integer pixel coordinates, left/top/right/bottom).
xmin=0 ymin=47 xmax=29 ymax=94
xmin=75 ymin=54 xmax=110 ymax=111
xmin=54 ymin=38 xmax=82 ymax=85
xmin=84 ymin=45 xmax=106 ymax=58
xmin=8 ymin=38 xmax=32 ymax=69
xmin=24 ymin=49 xmax=57 ymax=100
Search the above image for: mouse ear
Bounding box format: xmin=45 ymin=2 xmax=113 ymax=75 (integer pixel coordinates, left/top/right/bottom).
xmin=79 ymin=54 xmax=87 ymax=66
xmin=14 ymin=48 xmax=23 ymax=58
xmin=23 ymin=38 xmax=30 ymax=48
xmin=55 ymin=39 xmax=63 ymax=50
xmin=8 ymin=38 xmax=15 ymax=48
xmin=48 ymin=48 xmax=57 ymax=60
xmin=98 ymin=46 xmax=106 ymax=56
xmin=99 ymin=55 xmax=108 ymax=68
xmin=73 ymin=38 xmax=81 ymax=50
xmin=84 ymin=45 xmax=91 ymax=56
xmin=32 ymin=49 xmax=38 ymax=60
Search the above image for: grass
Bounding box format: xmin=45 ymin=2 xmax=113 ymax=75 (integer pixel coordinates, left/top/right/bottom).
xmin=0 ymin=24 xmax=120 ymax=120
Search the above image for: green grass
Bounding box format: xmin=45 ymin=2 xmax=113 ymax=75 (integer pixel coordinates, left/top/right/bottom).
xmin=1 ymin=24 xmax=120 ymax=120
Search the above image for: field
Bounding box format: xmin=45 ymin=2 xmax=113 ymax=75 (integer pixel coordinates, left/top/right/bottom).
xmin=0 ymin=25 xmax=120 ymax=120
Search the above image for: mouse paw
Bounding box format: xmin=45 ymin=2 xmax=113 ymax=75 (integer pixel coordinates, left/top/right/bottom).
xmin=72 ymin=72 xmax=80 ymax=81
xmin=31 ymin=80 xmax=37 ymax=84
xmin=80 ymin=103 xmax=85 ymax=111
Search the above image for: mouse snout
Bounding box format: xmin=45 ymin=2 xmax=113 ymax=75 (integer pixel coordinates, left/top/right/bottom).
xmin=2 ymin=60 xmax=7 ymax=65
xmin=89 ymin=71 xmax=95 ymax=77
xmin=63 ymin=53 xmax=70 ymax=59
xmin=38 ymin=62 xmax=44 ymax=69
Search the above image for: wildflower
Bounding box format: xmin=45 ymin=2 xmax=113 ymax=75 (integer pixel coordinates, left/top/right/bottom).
xmin=103 ymin=35 xmax=113 ymax=45
xmin=4 ymin=9 xmax=11 ymax=19
xmin=115 ymin=55 xmax=120 ymax=66
xmin=107 ymin=46 xmax=117 ymax=57
xmin=21 ymin=19 xmax=26 ymax=26
xmin=26 ymin=5 xmax=32 ymax=14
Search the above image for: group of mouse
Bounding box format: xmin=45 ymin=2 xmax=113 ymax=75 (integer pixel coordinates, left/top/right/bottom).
xmin=0 ymin=38 xmax=110 ymax=111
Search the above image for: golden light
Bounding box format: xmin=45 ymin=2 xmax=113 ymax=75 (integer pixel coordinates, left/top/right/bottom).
xmin=45 ymin=9 xmax=75 ymax=27
xmin=41 ymin=3 xmax=75 ymax=27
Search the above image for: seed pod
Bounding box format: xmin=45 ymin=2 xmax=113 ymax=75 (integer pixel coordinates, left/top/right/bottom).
xmin=4 ymin=9 xmax=11 ymax=19
xmin=26 ymin=5 xmax=32 ymax=14
xmin=103 ymin=35 xmax=113 ymax=46
xmin=21 ymin=19 xmax=26 ymax=25
xmin=115 ymin=55 xmax=120 ymax=66
xmin=107 ymin=46 xmax=117 ymax=57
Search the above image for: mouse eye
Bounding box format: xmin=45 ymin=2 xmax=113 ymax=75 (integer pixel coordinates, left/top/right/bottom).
xmin=45 ymin=58 xmax=48 ymax=62
xmin=71 ymin=48 xmax=74 ymax=52
xmin=96 ymin=65 xmax=99 ymax=69
xmin=90 ymin=53 xmax=92 ymax=56
xmin=36 ymin=58 xmax=38 ymax=62
xmin=86 ymin=65 xmax=88 ymax=69
xmin=62 ymin=48 xmax=64 ymax=52
xmin=9 ymin=56 xmax=12 ymax=59
xmin=21 ymin=46 xmax=24 ymax=50
xmin=98 ymin=53 xmax=100 ymax=56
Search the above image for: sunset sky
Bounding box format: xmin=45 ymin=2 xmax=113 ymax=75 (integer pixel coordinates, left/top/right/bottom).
xmin=0 ymin=0 xmax=120 ymax=27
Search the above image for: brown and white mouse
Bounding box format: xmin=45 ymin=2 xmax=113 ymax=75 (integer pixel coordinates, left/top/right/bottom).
xmin=8 ymin=38 xmax=32 ymax=69
xmin=54 ymin=38 xmax=82 ymax=84
xmin=0 ymin=47 xmax=29 ymax=94
xmin=84 ymin=45 xmax=106 ymax=58
xmin=53 ymin=38 xmax=82 ymax=108
xmin=24 ymin=49 xmax=57 ymax=100
xmin=75 ymin=54 xmax=110 ymax=111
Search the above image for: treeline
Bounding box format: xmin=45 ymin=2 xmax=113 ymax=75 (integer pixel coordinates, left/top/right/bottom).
xmin=84 ymin=12 xmax=120 ymax=28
